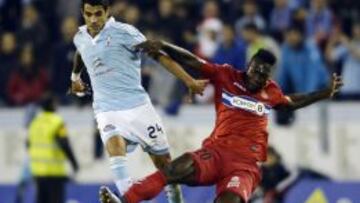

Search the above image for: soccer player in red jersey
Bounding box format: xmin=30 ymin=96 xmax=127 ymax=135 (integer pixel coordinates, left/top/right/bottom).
xmin=99 ymin=40 xmax=343 ymax=203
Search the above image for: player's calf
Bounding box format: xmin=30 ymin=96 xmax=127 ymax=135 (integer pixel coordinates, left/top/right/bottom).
xmin=150 ymin=153 xmax=184 ymax=203
xmin=103 ymin=135 xmax=133 ymax=195
xmin=162 ymin=154 xmax=197 ymax=184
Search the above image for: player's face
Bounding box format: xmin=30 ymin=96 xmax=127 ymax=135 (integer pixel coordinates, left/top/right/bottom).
xmin=245 ymin=60 xmax=272 ymax=93
xmin=82 ymin=4 xmax=109 ymax=36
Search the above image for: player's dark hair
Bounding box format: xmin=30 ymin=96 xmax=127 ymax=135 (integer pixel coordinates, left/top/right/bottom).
xmin=81 ymin=0 xmax=110 ymax=9
xmin=252 ymin=49 xmax=276 ymax=66
xmin=242 ymin=23 xmax=260 ymax=33
xmin=40 ymin=93 xmax=57 ymax=112
xmin=286 ymin=24 xmax=305 ymax=36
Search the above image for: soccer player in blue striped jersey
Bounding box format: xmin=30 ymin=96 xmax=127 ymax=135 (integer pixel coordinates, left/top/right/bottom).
xmin=70 ymin=0 xmax=207 ymax=202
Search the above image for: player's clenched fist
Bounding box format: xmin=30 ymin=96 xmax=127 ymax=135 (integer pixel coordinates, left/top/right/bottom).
xmin=328 ymin=73 xmax=343 ymax=98
xmin=186 ymin=79 xmax=209 ymax=96
xmin=70 ymin=80 xmax=87 ymax=97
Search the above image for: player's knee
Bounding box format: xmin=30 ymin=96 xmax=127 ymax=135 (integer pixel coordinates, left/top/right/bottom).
xmin=105 ymin=136 xmax=126 ymax=156
xmin=163 ymin=154 xmax=195 ymax=182
xmin=152 ymin=154 xmax=171 ymax=170
xmin=215 ymin=191 xmax=243 ymax=203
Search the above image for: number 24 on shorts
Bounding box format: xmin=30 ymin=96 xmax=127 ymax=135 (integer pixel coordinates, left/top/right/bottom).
xmin=147 ymin=124 xmax=163 ymax=139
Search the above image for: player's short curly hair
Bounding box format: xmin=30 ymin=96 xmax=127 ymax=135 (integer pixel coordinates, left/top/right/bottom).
xmin=253 ymin=49 xmax=277 ymax=66
xmin=81 ymin=0 xmax=110 ymax=9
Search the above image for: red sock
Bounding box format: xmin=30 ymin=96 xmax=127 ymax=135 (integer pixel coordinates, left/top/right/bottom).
xmin=124 ymin=171 xmax=167 ymax=203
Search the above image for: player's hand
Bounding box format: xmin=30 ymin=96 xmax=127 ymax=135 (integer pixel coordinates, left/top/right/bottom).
xmin=186 ymin=79 xmax=209 ymax=96
xmin=328 ymin=73 xmax=343 ymax=98
xmin=69 ymin=80 xmax=90 ymax=97
xmin=135 ymin=40 xmax=163 ymax=53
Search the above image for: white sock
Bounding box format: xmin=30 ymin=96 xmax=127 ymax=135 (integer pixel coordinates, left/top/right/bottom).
xmin=109 ymin=156 xmax=133 ymax=195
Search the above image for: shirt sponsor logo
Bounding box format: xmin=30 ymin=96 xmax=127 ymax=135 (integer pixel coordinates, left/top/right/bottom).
xmin=227 ymin=176 xmax=241 ymax=188
xmin=106 ymin=36 xmax=112 ymax=47
xmin=222 ymin=90 xmax=271 ymax=116
xmin=103 ymin=124 xmax=116 ymax=132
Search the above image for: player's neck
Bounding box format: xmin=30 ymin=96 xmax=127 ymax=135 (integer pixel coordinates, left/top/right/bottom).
xmin=88 ymin=29 xmax=101 ymax=37
xmin=243 ymin=73 xmax=260 ymax=94
xmin=88 ymin=25 xmax=105 ymax=38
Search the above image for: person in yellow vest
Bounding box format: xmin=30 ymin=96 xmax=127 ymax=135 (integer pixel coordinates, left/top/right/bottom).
xmin=28 ymin=95 xmax=79 ymax=203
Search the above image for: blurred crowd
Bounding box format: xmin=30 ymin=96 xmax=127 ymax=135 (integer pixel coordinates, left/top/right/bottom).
xmin=1 ymin=0 xmax=360 ymax=112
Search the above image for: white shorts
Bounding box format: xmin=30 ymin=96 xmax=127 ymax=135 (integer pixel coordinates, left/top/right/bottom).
xmin=95 ymin=101 xmax=170 ymax=155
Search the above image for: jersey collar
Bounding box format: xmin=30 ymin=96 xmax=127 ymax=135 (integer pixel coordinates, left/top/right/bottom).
xmin=79 ymin=17 xmax=115 ymax=44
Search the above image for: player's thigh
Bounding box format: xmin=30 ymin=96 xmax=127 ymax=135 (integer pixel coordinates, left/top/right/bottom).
xmin=186 ymin=147 xmax=221 ymax=186
xmin=215 ymin=170 xmax=259 ymax=203
xmin=162 ymin=153 xmax=198 ymax=185
xmin=131 ymin=102 xmax=170 ymax=155
xmin=95 ymin=111 xmax=129 ymax=155
xmin=149 ymin=153 xmax=172 ymax=170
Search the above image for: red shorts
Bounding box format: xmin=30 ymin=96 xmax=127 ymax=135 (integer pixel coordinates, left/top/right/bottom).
xmin=188 ymin=147 xmax=261 ymax=202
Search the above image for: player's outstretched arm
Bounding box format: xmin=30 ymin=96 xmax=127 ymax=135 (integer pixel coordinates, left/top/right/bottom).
xmin=275 ymin=73 xmax=343 ymax=111
xmin=136 ymin=40 xmax=205 ymax=70
xmin=72 ymin=51 xmax=85 ymax=75
xmin=69 ymin=51 xmax=89 ymax=96
xmin=146 ymin=50 xmax=209 ymax=95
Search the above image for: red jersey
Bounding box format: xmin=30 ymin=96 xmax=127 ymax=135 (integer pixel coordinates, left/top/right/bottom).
xmin=201 ymin=62 xmax=289 ymax=162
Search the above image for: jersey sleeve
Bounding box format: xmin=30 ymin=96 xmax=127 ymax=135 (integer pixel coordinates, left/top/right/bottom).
xmin=201 ymin=62 xmax=234 ymax=83
xmin=73 ymin=32 xmax=80 ymax=49
xmin=270 ymin=81 xmax=290 ymax=106
xmin=122 ymin=25 xmax=147 ymax=48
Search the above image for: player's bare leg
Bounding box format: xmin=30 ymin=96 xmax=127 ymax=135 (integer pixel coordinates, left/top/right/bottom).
xmin=215 ymin=191 xmax=243 ymax=203
xmin=103 ymin=136 xmax=133 ymax=195
xmin=149 ymin=153 xmax=184 ymax=203
xmin=101 ymin=154 xmax=196 ymax=203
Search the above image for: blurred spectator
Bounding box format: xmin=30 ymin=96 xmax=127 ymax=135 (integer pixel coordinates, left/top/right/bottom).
xmin=212 ymin=24 xmax=246 ymax=70
xmin=278 ymin=26 xmax=329 ymax=94
xmin=259 ymin=146 xmax=290 ymax=203
xmin=330 ymin=0 xmax=360 ymax=35
xmin=110 ymin=0 xmax=129 ymax=21
xmin=306 ymin=0 xmax=333 ymax=44
xmin=326 ymin=23 xmax=360 ymax=99
xmin=28 ymin=94 xmax=78 ymax=203
xmin=270 ymin=0 xmax=293 ymax=42
xmin=17 ymin=4 xmax=48 ymax=64
xmin=7 ymin=44 xmax=49 ymax=106
xmin=0 ymin=32 xmax=17 ymax=105
xmin=0 ymin=0 xmax=22 ymax=31
xmin=289 ymin=0 xmax=307 ymax=9
xmin=57 ymin=0 xmax=81 ymax=20
xmin=154 ymin=0 xmax=179 ymax=42
xmin=164 ymin=0 xmax=223 ymax=115
xmin=51 ymin=16 xmax=78 ymax=104
xmin=258 ymin=146 xmax=331 ymax=202
xmin=235 ymin=0 xmax=266 ymax=35
xmin=197 ymin=1 xmax=223 ymax=59
xmin=276 ymin=26 xmax=329 ymax=125
xmin=241 ymin=23 xmax=280 ymax=64
xmin=292 ymin=7 xmax=307 ymax=27
xmin=123 ymin=4 xmax=142 ymax=27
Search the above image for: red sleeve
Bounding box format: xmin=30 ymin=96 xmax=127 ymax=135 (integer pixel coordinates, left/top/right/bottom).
xmin=200 ymin=62 xmax=235 ymax=83
xmin=269 ymin=81 xmax=289 ymax=106
xmin=200 ymin=61 xmax=218 ymax=79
